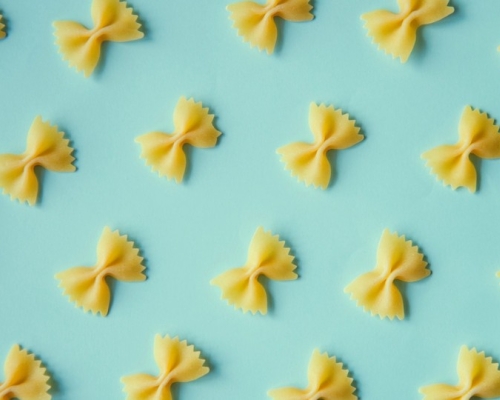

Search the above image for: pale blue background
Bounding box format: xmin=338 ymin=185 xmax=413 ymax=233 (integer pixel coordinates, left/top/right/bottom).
xmin=0 ymin=0 xmax=499 ymax=399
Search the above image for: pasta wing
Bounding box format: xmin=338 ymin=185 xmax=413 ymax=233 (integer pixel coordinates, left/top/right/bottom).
xmin=0 ymin=116 xmax=75 ymax=206
xmin=0 ymin=14 xmax=6 ymax=39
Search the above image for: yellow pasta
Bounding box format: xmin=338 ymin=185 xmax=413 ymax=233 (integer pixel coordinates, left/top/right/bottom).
xmin=362 ymin=0 xmax=454 ymax=62
xmin=211 ymin=227 xmax=297 ymax=315
xmin=268 ymin=349 xmax=357 ymax=400
xmin=422 ymin=106 xmax=500 ymax=193
xmin=277 ymin=103 xmax=364 ymax=189
xmin=0 ymin=116 xmax=75 ymax=206
xmin=345 ymin=229 xmax=429 ymax=320
xmin=0 ymin=345 xmax=51 ymax=400
xmin=136 ymin=97 xmax=221 ymax=183
xmin=227 ymin=0 xmax=313 ymax=54
xmin=53 ymin=0 xmax=143 ymax=77
xmin=420 ymin=346 xmax=500 ymax=400
xmin=0 ymin=14 xmax=6 ymax=39
xmin=55 ymin=227 xmax=146 ymax=316
xmin=122 ymin=335 xmax=209 ymax=400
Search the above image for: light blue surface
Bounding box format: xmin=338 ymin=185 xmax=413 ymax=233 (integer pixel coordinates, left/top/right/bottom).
xmin=1 ymin=0 xmax=500 ymax=398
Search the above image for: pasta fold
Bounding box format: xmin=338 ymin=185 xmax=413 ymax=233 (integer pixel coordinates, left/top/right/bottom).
xmin=227 ymin=0 xmax=314 ymax=54
xmin=55 ymin=227 xmax=146 ymax=316
xmin=122 ymin=335 xmax=209 ymax=400
xmin=211 ymin=227 xmax=297 ymax=314
xmin=345 ymin=229 xmax=429 ymax=320
xmin=362 ymin=0 xmax=454 ymax=62
xmin=277 ymin=103 xmax=363 ymax=189
xmin=268 ymin=349 xmax=357 ymax=400
xmin=0 ymin=345 xmax=51 ymax=400
xmin=420 ymin=346 xmax=500 ymax=400
xmin=422 ymin=106 xmax=500 ymax=193
xmin=0 ymin=116 xmax=75 ymax=206
xmin=0 ymin=14 xmax=5 ymax=39
xmin=53 ymin=0 xmax=143 ymax=77
xmin=136 ymin=97 xmax=221 ymax=183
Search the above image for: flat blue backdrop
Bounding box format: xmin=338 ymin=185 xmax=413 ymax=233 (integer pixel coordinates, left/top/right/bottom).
xmin=1 ymin=0 xmax=500 ymax=399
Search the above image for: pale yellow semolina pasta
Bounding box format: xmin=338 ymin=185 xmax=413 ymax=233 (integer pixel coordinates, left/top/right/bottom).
xmin=268 ymin=349 xmax=357 ymax=400
xmin=136 ymin=97 xmax=221 ymax=183
xmin=227 ymin=0 xmax=313 ymax=54
xmin=55 ymin=227 xmax=146 ymax=316
xmin=422 ymin=106 xmax=500 ymax=193
xmin=362 ymin=0 xmax=454 ymax=62
xmin=277 ymin=103 xmax=364 ymax=189
xmin=0 ymin=345 xmax=51 ymax=400
xmin=122 ymin=335 xmax=209 ymax=400
xmin=0 ymin=14 xmax=5 ymax=39
xmin=345 ymin=229 xmax=429 ymax=320
xmin=53 ymin=0 xmax=143 ymax=77
xmin=211 ymin=227 xmax=297 ymax=315
xmin=0 ymin=116 xmax=75 ymax=206
xmin=420 ymin=346 xmax=500 ymax=400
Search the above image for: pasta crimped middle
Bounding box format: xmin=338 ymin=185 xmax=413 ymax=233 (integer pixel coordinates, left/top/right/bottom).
xmin=121 ymin=335 xmax=209 ymax=400
xmin=420 ymin=346 xmax=500 ymax=400
xmin=268 ymin=349 xmax=357 ymax=400
xmin=55 ymin=227 xmax=146 ymax=316
xmin=227 ymin=0 xmax=314 ymax=54
xmin=277 ymin=103 xmax=364 ymax=189
xmin=136 ymin=97 xmax=221 ymax=183
xmin=345 ymin=229 xmax=429 ymax=320
xmin=0 ymin=345 xmax=51 ymax=400
xmin=362 ymin=0 xmax=454 ymax=62
xmin=53 ymin=0 xmax=144 ymax=77
xmin=422 ymin=106 xmax=500 ymax=193
xmin=211 ymin=227 xmax=297 ymax=314
xmin=0 ymin=116 xmax=75 ymax=206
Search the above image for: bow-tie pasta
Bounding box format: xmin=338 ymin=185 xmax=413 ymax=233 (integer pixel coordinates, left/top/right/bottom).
xmin=362 ymin=0 xmax=454 ymax=62
xmin=122 ymin=335 xmax=209 ymax=400
xmin=420 ymin=347 xmax=500 ymax=400
xmin=53 ymin=0 xmax=143 ymax=77
xmin=0 ymin=14 xmax=5 ymax=39
xmin=211 ymin=227 xmax=297 ymax=315
xmin=55 ymin=227 xmax=146 ymax=316
xmin=0 ymin=116 xmax=75 ymax=206
xmin=268 ymin=349 xmax=357 ymax=400
xmin=0 ymin=345 xmax=51 ymax=400
xmin=345 ymin=229 xmax=430 ymax=320
xmin=227 ymin=0 xmax=314 ymax=54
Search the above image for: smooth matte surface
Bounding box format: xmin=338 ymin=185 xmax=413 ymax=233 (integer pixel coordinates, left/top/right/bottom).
xmin=0 ymin=1 xmax=499 ymax=399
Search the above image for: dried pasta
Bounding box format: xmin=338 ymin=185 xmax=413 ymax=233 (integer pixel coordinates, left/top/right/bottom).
xmin=0 ymin=345 xmax=51 ymax=400
xmin=227 ymin=0 xmax=313 ymax=54
xmin=136 ymin=97 xmax=221 ymax=183
xmin=420 ymin=346 xmax=500 ymax=400
xmin=345 ymin=229 xmax=429 ymax=320
xmin=122 ymin=335 xmax=209 ymax=400
xmin=362 ymin=0 xmax=454 ymax=62
xmin=268 ymin=349 xmax=357 ymax=400
xmin=55 ymin=227 xmax=146 ymax=316
xmin=0 ymin=116 xmax=75 ymax=206
xmin=0 ymin=14 xmax=5 ymax=39
xmin=277 ymin=103 xmax=364 ymax=189
xmin=53 ymin=0 xmax=143 ymax=77
xmin=211 ymin=226 xmax=297 ymax=315
xmin=422 ymin=106 xmax=500 ymax=193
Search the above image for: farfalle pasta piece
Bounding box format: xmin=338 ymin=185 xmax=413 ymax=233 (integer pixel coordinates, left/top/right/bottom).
xmin=53 ymin=0 xmax=143 ymax=77
xmin=362 ymin=0 xmax=454 ymax=62
xmin=268 ymin=349 xmax=357 ymax=400
xmin=136 ymin=97 xmax=221 ymax=183
xmin=0 ymin=116 xmax=75 ymax=206
xmin=227 ymin=0 xmax=313 ymax=54
xmin=277 ymin=103 xmax=364 ymax=189
xmin=211 ymin=227 xmax=297 ymax=314
xmin=345 ymin=229 xmax=429 ymax=320
xmin=0 ymin=345 xmax=51 ymax=400
xmin=420 ymin=346 xmax=500 ymax=400
xmin=122 ymin=335 xmax=209 ymax=400
xmin=422 ymin=106 xmax=500 ymax=193
xmin=0 ymin=14 xmax=6 ymax=39
xmin=55 ymin=226 xmax=146 ymax=316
